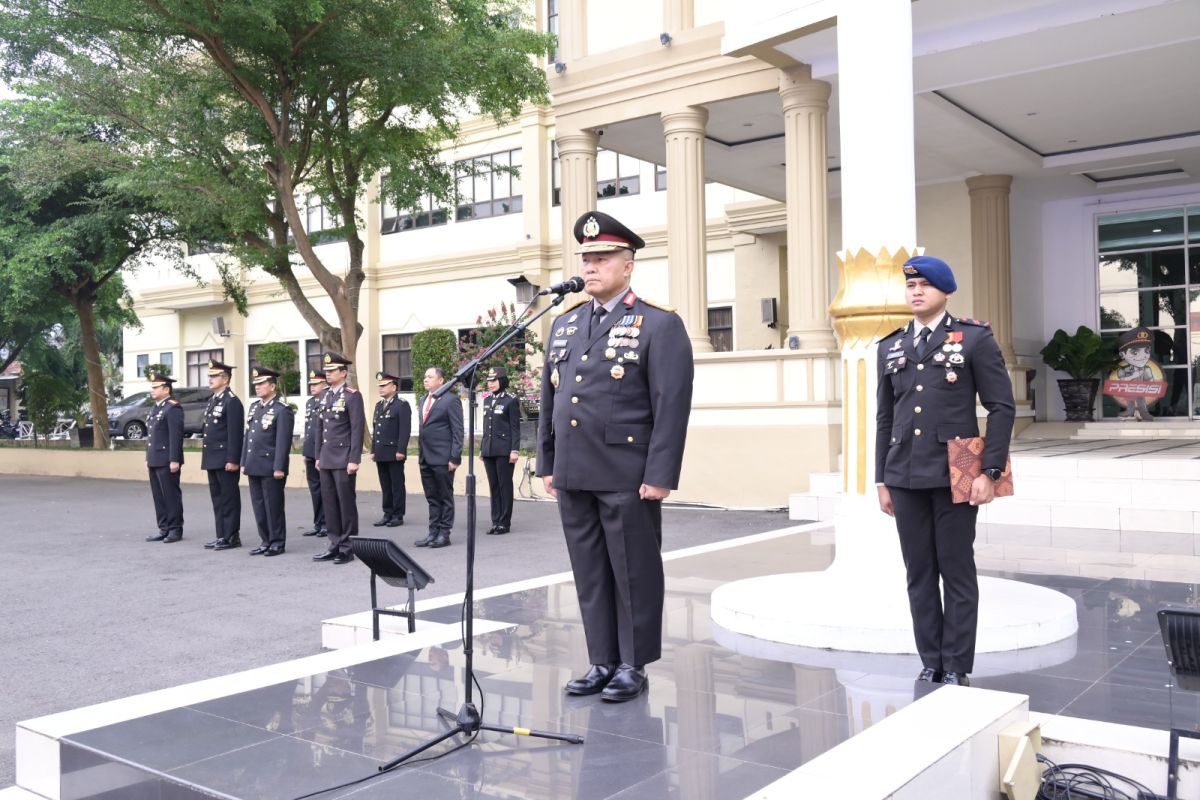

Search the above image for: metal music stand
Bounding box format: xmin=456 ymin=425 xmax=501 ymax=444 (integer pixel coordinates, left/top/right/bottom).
xmin=350 ymin=537 xmax=435 ymax=640
xmin=1158 ymin=607 xmax=1200 ymax=800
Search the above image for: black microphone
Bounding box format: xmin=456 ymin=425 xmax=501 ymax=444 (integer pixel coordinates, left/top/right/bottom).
xmin=537 ymin=276 xmax=585 ymax=296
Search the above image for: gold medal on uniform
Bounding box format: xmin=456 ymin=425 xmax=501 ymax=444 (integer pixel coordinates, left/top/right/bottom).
xmin=555 ymin=327 xmax=565 ymax=336
xmin=551 ymin=368 xmax=560 ymax=389
xmin=610 ymin=364 xmax=625 ymax=380
xmin=946 ymin=370 xmax=958 ymax=384
xmin=605 ymin=347 xmax=616 ymax=359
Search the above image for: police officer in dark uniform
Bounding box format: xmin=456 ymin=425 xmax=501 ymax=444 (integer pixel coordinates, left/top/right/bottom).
xmin=302 ymin=371 xmax=328 ymax=538
xmin=313 ymin=352 xmax=365 ymax=565
xmin=144 ymin=372 xmax=186 ymax=543
xmin=243 ymin=368 xmax=295 ymax=556
xmin=201 ymin=360 xmax=245 ymax=551
xmin=538 ymin=210 xmax=694 ymax=702
xmin=876 ymin=255 xmax=1015 ymax=687
xmin=371 ymin=371 xmax=411 ymax=528
xmin=481 ymin=367 xmax=521 ymax=535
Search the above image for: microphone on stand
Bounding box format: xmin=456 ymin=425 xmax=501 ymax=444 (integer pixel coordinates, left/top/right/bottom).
xmin=537 ymin=276 xmax=585 ymax=296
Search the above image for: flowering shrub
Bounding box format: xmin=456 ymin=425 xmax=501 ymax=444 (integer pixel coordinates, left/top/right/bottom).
xmin=459 ymin=301 xmax=544 ymax=416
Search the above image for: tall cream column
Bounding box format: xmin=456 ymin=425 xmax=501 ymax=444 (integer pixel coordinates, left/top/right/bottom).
xmin=779 ymin=65 xmax=836 ymax=351
xmin=968 ymin=174 xmax=1016 ymax=365
xmin=664 ymin=0 xmax=694 ymax=32
xmin=558 ymin=0 xmax=587 ymax=62
xmin=662 ymin=106 xmax=713 ymax=352
xmin=555 ymin=129 xmax=597 ymax=278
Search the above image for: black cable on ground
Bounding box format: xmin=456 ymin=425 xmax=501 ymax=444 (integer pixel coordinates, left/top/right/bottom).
xmin=1037 ymin=753 xmax=1165 ymax=800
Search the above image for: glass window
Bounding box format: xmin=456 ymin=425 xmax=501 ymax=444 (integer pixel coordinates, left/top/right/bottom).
xmin=1100 ymin=289 xmax=1188 ymax=330
xmin=655 ymin=165 xmax=667 ymax=191
xmin=547 ymin=0 xmax=559 ymax=61
xmin=186 ymin=349 xmax=224 ymax=387
xmin=305 ymin=339 xmax=323 ymax=376
xmin=382 ymin=333 xmax=414 ymax=392
xmin=1098 ymin=208 xmax=1184 ymax=253
xmin=1098 ymin=250 xmax=1186 ymax=292
xmin=136 ymin=354 xmax=149 ymax=378
xmin=708 ymin=306 xmax=733 ymax=352
xmin=596 ymin=149 xmax=641 ymax=199
xmin=382 ymin=190 xmax=446 ymax=235
xmin=454 ymin=149 xmax=522 ymax=222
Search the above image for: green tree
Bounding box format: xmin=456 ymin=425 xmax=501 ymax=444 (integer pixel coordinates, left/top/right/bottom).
xmin=254 ymin=341 xmax=301 ymax=400
xmin=22 ymin=372 xmax=75 ymax=446
xmin=411 ymin=329 xmax=458 ymax=403
xmin=0 ymin=98 xmax=169 ymax=449
xmin=1 ymin=0 xmax=554 ymax=386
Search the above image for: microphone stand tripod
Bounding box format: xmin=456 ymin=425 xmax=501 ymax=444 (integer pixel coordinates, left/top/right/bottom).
xmin=378 ymin=288 xmax=585 ymax=772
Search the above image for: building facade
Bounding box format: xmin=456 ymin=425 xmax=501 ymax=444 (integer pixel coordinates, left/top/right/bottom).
xmin=122 ymin=0 xmax=1200 ymax=506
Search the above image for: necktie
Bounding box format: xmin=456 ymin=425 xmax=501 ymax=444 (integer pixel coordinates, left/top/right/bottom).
xmin=916 ymin=327 xmax=931 ymax=359
xmin=423 ymin=395 xmax=433 ymax=422
xmin=590 ymin=305 xmax=607 ymax=337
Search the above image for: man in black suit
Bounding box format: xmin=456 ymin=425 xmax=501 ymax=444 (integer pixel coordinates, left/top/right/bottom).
xmin=481 ymin=367 xmax=521 ymax=535
xmin=144 ymin=372 xmax=186 ymax=543
xmin=201 ymin=360 xmax=245 ymax=551
xmin=313 ymin=351 xmax=366 ymax=565
xmin=301 ymin=371 xmax=328 ymax=538
xmin=371 ymin=371 xmax=411 ymax=528
xmin=876 ymin=255 xmax=1015 ymax=687
xmin=538 ymin=211 xmax=694 ymax=702
xmin=242 ymin=368 xmax=295 ymax=556
xmin=414 ymin=366 xmax=462 ymax=549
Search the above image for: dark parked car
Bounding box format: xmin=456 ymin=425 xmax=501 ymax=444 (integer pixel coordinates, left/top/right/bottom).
xmin=107 ymin=388 xmax=213 ymax=439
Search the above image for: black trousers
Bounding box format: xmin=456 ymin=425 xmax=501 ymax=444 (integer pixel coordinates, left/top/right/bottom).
xmin=148 ymin=466 xmax=183 ymax=535
xmin=304 ymin=457 xmax=324 ymax=529
xmin=206 ymin=468 xmax=241 ymax=540
xmin=889 ymin=485 xmax=980 ymax=674
xmin=319 ymin=468 xmax=358 ymax=555
xmin=419 ymin=461 xmax=454 ymax=535
xmin=483 ymin=456 xmax=515 ymax=529
xmin=248 ymin=474 xmax=287 ymax=547
xmin=557 ymin=488 xmax=664 ymax=667
xmin=376 ymin=460 xmax=406 ymax=520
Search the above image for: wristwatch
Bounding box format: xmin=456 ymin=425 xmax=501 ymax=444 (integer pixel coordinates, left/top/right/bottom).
xmin=982 ymin=467 xmax=1003 ymax=482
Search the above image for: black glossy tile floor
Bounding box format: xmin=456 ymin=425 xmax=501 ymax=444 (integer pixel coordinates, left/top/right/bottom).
xmin=58 ymin=529 xmax=1200 ymax=799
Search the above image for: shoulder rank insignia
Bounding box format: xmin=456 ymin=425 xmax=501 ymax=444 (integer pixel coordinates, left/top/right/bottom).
xmin=346 ymin=386 xmax=358 ymax=393
xmin=958 ymin=318 xmax=991 ymax=328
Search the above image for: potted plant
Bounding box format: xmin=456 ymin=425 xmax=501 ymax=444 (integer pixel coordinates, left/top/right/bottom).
xmin=1039 ymin=325 xmax=1119 ymax=422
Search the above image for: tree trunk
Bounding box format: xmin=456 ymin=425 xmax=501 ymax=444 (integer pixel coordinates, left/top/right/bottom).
xmin=75 ymin=294 xmax=112 ymax=449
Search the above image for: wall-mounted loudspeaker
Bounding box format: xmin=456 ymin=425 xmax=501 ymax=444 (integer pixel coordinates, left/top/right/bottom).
xmin=761 ymin=298 xmax=778 ymax=328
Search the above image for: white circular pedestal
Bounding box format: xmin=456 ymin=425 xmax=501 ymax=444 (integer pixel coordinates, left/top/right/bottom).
xmin=711 ymin=572 xmax=1079 ymax=656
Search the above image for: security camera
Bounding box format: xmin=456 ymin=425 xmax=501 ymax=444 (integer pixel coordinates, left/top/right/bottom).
xmin=554 ymin=61 xmax=566 ymax=75
xmin=659 ymin=32 xmax=672 ymax=46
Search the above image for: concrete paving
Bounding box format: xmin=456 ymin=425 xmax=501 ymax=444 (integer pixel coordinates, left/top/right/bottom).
xmin=0 ymin=475 xmax=788 ymax=786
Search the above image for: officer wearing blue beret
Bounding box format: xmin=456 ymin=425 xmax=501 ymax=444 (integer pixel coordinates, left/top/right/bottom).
xmin=538 ymin=210 xmax=694 ymax=702
xmin=144 ymin=372 xmax=186 ymax=543
xmin=242 ymin=368 xmax=295 ymax=556
xmin=202 ymin=360 xmax=244 ymax=551
xmin=875 ymin=255 xmax=1015 ymax=687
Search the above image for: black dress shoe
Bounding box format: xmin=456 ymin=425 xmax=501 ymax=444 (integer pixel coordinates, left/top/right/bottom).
xmin=941 ymin=672 xmax=970 ymax=686
xmin=203 ymin=538 xmax=222 ymax=549
xmin=163 ymin=533 xmax=183 ymax=543
xmin=429 ymin=533 xmax=450 ymax=548
xmin=564 ymin=663 xmax=619 ymax=695
xmin=316 ymin=528 xmax=328 ymax=538
xmin=386 ymin=517 xmax=403 ymax=527
xmin=249 ymin=545 xmax=269 ymax=555
xmin=333 ymin=552 xmax=355 ymax=564
xmin=601 ymin=665 xmax=648 ymax=702
xmin=485 ymin=526 xmax=499 ymax=535
xmin=372 ymin=517 xmax=389 ymax=527
xmin=312 ymin=550 xmax=338 ymax=562
xmin=302 ymin=528 xmax=320 ymax=537
xmin=916 ymin=668 xmax=943 ymax=683
xmin=146 ymin=532 xmax=167 ymax=542
xmin=263 ymin=546 xmax=285 ymax=557
xmin=212 ymin=538 xmax=241 ymax=550
xmin=414 ymin=532 xmax=436 ymax=547
xmin=492 ymin=526 xmax=509 ymax=535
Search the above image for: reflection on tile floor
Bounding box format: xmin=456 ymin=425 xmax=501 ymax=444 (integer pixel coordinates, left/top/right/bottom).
xmin=59 ymin=525 xmax=1200 ymax=799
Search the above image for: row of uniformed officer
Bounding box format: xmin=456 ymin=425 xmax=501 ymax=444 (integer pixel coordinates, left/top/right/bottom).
xmin=242 ymin=368 xmax=295 ymax=555
xmin=201 ymin=360 xmax=244 ymax=551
